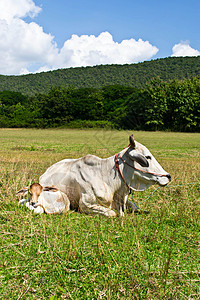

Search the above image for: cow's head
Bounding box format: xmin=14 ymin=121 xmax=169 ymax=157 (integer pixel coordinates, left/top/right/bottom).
xmin=126 ymin=134 xmax=171 ymax=191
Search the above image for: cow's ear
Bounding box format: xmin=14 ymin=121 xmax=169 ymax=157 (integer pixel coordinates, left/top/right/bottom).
xmin=128 ymin=151 xmax=149 ymax=168
xmin=16 ymin=187 xmax=29 ymax=197
xmin=129 ymin=134 xmax=136 ymax=149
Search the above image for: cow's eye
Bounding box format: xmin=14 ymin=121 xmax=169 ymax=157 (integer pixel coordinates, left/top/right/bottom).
xmin=145 ymin=155 xmax=151 ymax=160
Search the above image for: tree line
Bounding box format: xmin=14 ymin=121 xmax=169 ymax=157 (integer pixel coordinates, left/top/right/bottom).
xmin=0 ymin=77 xmax=199 ymax=132
xmin=0 ymin=57 xmax=200 ymax=96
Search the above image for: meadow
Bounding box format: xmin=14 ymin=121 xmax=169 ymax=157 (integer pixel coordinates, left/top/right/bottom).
xmin=0 ymin=129 xmax=199 ymax=299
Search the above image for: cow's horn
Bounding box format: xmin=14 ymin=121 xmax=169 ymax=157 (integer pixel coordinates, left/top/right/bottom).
xmin=129 ymin=134 xmax=136 ymax=149
xmin=131 ymin=153 xmax=149 ymax=168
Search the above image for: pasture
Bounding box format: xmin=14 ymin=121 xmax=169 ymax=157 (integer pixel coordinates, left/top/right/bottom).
xmin=0 ymin=129 xmax=199 ymax=299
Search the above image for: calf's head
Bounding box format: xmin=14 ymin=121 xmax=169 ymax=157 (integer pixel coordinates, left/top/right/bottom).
xmin=16 ymin=183 xmax=43 ymax=203
xmin=16 ymin=183 xmax=58 ymax=203
xmin=29 ymin=183 xmax=43 ymax=202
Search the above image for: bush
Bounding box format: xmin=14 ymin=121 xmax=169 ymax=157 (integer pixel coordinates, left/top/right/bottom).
xmin=65 ymin=120 xmax=116 ymax=129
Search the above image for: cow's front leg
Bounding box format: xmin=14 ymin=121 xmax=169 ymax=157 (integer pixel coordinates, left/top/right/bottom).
xmin=112 ymin=193 xmax=127 ymax=216
xmin=79 ymin=193 xmax=117 ymax=217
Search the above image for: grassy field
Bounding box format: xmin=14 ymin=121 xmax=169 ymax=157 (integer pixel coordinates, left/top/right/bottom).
xmin=0 ymin=129 xmax=199 ymax=299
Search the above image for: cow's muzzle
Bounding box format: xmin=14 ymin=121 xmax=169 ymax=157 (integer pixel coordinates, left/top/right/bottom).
xmin=157 ymin=173 xmax=171 ymax=186
xmin=166 ymin=174 xmax=171 ymax=182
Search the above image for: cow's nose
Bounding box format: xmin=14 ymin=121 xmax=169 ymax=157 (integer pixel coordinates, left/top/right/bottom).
xmin=166 ymin=174 xmax=171 ymax=181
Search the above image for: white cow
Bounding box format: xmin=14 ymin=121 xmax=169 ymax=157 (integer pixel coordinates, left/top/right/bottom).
xmin=18 ymin=134 xmax=170 ymax=216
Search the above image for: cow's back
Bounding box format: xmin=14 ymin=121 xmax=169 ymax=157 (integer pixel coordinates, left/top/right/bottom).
xmin=39 ymin=158 xmax=76 ymax=189
xmin=39 ymin=155 xmax=104 ymax=209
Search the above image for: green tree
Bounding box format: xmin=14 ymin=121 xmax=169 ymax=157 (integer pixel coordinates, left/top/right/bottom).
xmin=145 ymin=78 xmax=168 ymax=130
xmin=166 ymin=77 xmax=200 ymax=131
xmin=37 ymin=87 xmax=73 ymax=127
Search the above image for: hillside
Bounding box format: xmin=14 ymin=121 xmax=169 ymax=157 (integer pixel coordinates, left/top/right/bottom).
xmin=0 ymin=56 xmax=200 ymax=95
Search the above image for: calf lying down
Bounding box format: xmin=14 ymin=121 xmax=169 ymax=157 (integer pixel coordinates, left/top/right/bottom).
xmin=16 ymin=183 xmax=70 ymax=214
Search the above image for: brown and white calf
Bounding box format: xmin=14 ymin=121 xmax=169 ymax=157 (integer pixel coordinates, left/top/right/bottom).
xmin=16 ymin=183 xmax=70 ymax=214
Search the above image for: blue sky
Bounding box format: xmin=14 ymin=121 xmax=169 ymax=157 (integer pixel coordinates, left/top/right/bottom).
xmin=0 ymin=0 xmax=199 ymax=75
xmin=33 ymin=0 xmax=200 ymax=56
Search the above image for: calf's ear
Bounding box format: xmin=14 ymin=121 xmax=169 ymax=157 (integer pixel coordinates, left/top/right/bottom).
xmin=43 ymin=186 xmax=58 ymax=192
xmin=16 ymin=187 xmax=29 ymax=197
xmin=128 ymin=151 xmax=149 ymax=168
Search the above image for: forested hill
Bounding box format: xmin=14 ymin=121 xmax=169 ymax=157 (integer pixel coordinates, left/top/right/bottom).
xmin=0 ymin=56 xmax=200 ymax=95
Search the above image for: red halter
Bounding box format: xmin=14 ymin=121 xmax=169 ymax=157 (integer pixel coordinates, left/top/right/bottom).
xmin=115 ymin=152 xmax=131 ymax=192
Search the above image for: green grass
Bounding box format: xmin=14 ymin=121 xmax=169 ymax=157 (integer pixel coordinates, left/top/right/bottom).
xmin=0 ymin=129 xmax=199 ymax=299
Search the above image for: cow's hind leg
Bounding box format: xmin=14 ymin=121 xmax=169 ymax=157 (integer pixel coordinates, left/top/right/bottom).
xmin=79 ymin=194 xmax=116 ymax=217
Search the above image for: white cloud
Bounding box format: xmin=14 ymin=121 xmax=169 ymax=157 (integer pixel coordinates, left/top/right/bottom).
xmin=0 ymin=17 xmax=58 ymax=74
xmin=0 ymin=0 xmax=58 ymax=75
xmin=172 ymin=42 xmax=200 ymax=57
xmin=0 ymin=0 xmax=159 ymax=75
xmin=0 ymin=0 xmax=41 ymax=23
xmin=55 ymin=32 xmax=159 ymax=69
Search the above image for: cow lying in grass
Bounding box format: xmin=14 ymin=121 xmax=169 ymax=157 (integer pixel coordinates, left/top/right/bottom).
xmin=17 ymin=134 xmax=171 ymax=216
